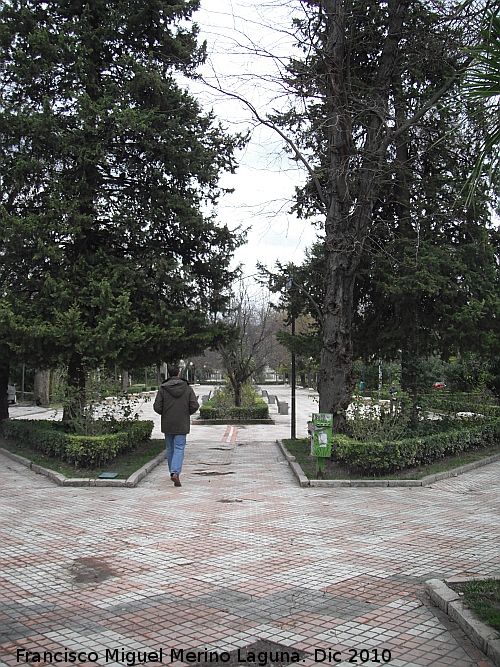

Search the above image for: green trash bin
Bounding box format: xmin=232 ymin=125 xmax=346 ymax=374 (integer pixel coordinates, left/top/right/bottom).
xmin=309 ymin=413 xmax=333 ymax=478
xmin=310 ymin=413 xmax=333 ymax=456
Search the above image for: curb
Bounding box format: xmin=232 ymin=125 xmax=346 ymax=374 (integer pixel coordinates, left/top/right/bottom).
xmin=275 ymin=439 xmax=310 ymax=486
xmin=276 ymin=440 xmax=500 ymax=488
xmin=425 ymin=578 xmax=500 ymax=666
xmin=0 ymin=447 xmax=166 ymax=488
xmin=194 ymin=419 xmax=275 ymax=425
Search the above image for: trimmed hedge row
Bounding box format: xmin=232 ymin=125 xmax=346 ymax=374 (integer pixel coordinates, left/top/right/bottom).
xmin=333 ymin=419 xmax=500 ymax=474
xmin=127 ymin=385 xmax=158 ymax=393
xmin=199 ymin=397 xmax=269 ymax=420
xmin=2 ymin=419 xmax=153 ymax=467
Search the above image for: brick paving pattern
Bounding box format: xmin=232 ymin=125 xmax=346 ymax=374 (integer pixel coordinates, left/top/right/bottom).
xmin=1 ymin=387 xmax=498 ymax=667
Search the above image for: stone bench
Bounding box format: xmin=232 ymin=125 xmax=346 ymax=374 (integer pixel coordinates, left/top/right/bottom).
xmin=277 ymin=398 xmax=289 ymax=415
xmin=269 ymin=395 xmax=289 ymax=415
xmin=201 ymin=390 xmax=212 ymax=405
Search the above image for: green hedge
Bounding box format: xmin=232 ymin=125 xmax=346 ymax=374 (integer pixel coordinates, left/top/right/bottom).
xmin=333 ymin=419 xmax=500 ymax=474
xmin=127 ymin=385 xmax=158 ymax=393
xmin=2 ymin=419 xmax=153 ymax=467
xmin=199 ymin=396 xmax=269 ymax=420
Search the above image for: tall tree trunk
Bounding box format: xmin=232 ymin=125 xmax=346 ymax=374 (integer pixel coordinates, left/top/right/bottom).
xmin=318 ymin=1 xmax=355 ymax=431
xmin=401 ymin=350 xmax=419 ymax=397
xmin=229 ymin=375 xmax=243 ymax=407
xmin=319 ymin=232 xmax=360 ymax=430
xmin=63 ymin=352 xmax=86 ymax=424
xmin=393 ymin=66 xmax=420 ymax=422
xmin=0 ymin=361 xmax=9 ymax=425
xmin=121 ymin=370 xmax=129 ymax=393
xmin=34 ymin=369 xmax=51 ymax=407
xmin=393 ymin=96 xmax=417 ymax=407
xmin=235 ymin=383 xmax=242 ymax=407
xmin=318 ymin=0 xmax=407 ymax=431
xmin=401 ymin=347 xmax=420 ymax=428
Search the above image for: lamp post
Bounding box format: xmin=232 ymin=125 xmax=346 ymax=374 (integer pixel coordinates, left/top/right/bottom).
xmin=286 ymin=278 xmax=296 ymax=440
xmin=291 ymin=311 xmax=296 ymax=440
xmin=283 ymin=275 xmax=322 ymax=438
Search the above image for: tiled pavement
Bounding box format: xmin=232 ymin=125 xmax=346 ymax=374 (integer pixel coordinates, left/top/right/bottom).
xmin=1 ymin=387 xmax=499 ymax=667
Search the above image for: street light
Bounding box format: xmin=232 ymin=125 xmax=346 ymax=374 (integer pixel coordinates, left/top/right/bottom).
xmin=286 ymin=278 xmax=296 ymax=440
xmin=284 ymin=276 xmax=324 ymax=438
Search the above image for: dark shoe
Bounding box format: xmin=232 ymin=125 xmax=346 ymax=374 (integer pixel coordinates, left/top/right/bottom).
xmin=171 ymin=473 xmax=181 ymax=487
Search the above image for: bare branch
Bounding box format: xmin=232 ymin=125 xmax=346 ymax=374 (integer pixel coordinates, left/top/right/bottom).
xmin=200 ymin=76 xmax=329 ymax=213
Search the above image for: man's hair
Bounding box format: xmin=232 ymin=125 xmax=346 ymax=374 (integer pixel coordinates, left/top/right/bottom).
xmin=167 ymin=364 xmax=180 ymax=378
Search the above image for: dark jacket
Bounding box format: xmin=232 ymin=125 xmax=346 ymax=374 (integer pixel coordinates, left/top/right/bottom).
xmin=153 ymin=377 xmax=199 ymax=434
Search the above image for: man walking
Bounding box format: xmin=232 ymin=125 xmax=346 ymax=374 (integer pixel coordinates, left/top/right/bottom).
xmin=153 ymin=363 xmax=199 ymax=487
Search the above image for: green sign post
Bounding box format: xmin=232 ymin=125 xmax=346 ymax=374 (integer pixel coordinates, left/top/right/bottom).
xmin=309 ymin=413 xmax=333 ymax=478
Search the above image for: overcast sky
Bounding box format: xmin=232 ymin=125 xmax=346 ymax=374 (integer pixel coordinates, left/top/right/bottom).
xmin=183 ymin=0 xmax=320 ymax=283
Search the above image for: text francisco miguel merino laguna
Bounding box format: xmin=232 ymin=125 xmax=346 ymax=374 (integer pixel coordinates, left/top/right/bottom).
xmin=16 ymin=649 xmax=301 ymax=666
xmin=15 ymin=646 xmax=392 ymax=666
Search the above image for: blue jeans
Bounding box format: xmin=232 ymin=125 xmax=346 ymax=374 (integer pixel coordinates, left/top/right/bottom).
xmin=165 ymin=434 xmax=186 ymax=475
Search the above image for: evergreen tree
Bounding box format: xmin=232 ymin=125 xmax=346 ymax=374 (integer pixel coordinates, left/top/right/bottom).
xmin=261 ymin=18 xmax=500 ymax=404
xmin=464 ymin=8 xmax=500 ymax=196
xmin=0 ymin=0 xmax=245 ymax=420
xmin=265 ymin=0 xmax=490 ymax=429
xmin=353 ymin=110 xmax=500 ymax=398
xmin=258 ymin=243 xmax=324 ymax=369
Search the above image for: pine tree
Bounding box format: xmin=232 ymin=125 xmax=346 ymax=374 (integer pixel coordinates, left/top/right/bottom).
xmin=261 ymin=3 xmax=500 ymax=409
xmin=463 ymin=8 xmax=500 ymax=196
xmin=0 ymin=0 xmax=245 ymax=421
xmin=266 ymin=0 xmax=490 ymax=429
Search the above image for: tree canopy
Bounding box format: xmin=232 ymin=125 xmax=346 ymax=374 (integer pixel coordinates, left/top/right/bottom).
xmin=256 ymin=0 xmax=498 ymax=427
xmin=463 ymin=8 xmax=500 ymax=196
xmin=253 ymin=1 xmax=500 ymax=424
xmin=0 ymin=0 xmax=245 ymax=418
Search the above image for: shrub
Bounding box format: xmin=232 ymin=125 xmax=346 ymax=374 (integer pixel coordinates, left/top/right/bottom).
xmin=2 ymin=419 xmax=154 ymax=467
xmin=199 ymin=387 xmax=269 ymax=420
xmin=200 ymin=402 xmax=269 ymax=420
xmin=126 ymin=384 xmax=157 ymax=393
xmin=127 ymin=385 xmax=148 ymax=394
xmin=334 ymin=419 xmax=500 ymax=474
xmin=346 ymin=389 xmax=499 ymax=444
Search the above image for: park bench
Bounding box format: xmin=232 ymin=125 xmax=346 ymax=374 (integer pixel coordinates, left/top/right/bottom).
xmin=276 ymin=397 xmax=289 ymax=415
xmin=264 ymin=392 xmax=289 ymax=415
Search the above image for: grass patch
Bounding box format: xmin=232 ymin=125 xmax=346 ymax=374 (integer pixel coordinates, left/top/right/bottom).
xmin=283 ymin=438 xmax=500 ymax=480
xmin=0 ymin=436 xmax=165 ymax=479
xmin=449 ymin=579 xmax=500 ymax=632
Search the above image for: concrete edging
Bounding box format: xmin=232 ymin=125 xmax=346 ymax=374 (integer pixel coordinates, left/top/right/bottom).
xmin=0 ymin=447 xmax=166 ymax=488
xmin=425 ymin=578 xmax=500 ymax=666
xmin=276 ymin=440 xmax=500 ymax=488
xmin=194 ymin=419 xmax=275 ymax=425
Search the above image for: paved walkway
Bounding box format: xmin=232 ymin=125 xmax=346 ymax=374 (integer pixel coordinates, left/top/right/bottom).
xmin=1 ymin=387 xmax=499 ymax=667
